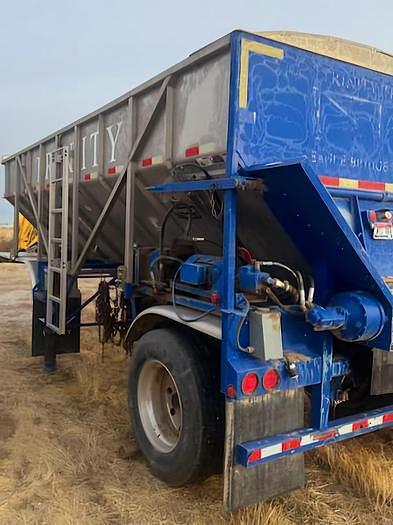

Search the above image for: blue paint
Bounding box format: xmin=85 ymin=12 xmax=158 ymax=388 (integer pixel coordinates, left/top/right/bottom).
xmin=231 ymin=31 xmax=393 ymax=183
xmin=239 ymin=161 xmax=393 ymax=350
xmin=238 ymin=264 xmax=272 ymax=293
xmin=220 ymin=189 xmax=240 ymax=395
xmin=123 ymin=282 xmax=133 ymax=300
xmin=179 ymin=255 xmax=222 ymax=287
xmin=306 ymin=304 xmax=347 ymax=331
xmin=307 ymin=291 xmax=385 ymax=342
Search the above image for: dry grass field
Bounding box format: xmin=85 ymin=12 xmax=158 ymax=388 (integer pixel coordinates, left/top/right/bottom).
xmin=0 ymin=226 xmax=13 ymax=252
xmin=0 ymin=262 xmax=393 ymax=524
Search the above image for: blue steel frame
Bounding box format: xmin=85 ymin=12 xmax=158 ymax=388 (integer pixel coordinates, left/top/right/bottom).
xmin=225 ymin=31 xmax=393 ymax=450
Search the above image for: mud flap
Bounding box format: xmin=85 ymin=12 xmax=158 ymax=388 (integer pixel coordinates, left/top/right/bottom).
xmin=223 ymin=389 xmax=304 ymax=511
xmin=371 ymin=349 xmax=393 ymax=395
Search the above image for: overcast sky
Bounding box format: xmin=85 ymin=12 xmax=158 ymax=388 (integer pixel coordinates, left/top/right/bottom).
xmin=0 ymin=0 xmax=392 ymax=223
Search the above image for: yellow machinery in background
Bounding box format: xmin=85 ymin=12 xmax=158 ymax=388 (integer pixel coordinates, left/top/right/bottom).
xmin=18 ymin=214 xmax=37 ymax=251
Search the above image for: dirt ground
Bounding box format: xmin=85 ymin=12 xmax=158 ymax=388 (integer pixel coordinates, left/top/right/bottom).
xmin=1 ymin=263 xmax=393 ymax=525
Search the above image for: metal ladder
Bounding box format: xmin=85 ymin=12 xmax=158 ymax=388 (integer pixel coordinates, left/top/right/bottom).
xmin=46 ymin=146 xmax=70 ymax=334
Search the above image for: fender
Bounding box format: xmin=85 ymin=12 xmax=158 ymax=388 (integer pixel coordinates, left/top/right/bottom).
xmin=125 ymin=305 xmax=221 ymax=347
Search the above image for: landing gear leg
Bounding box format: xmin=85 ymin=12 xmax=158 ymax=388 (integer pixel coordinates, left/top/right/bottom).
xmin=43 ymin=334 xmax=57 ymax=372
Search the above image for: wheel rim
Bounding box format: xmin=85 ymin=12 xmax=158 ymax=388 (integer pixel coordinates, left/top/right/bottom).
xmin=137 ymin=359 xmax=183 ymax=453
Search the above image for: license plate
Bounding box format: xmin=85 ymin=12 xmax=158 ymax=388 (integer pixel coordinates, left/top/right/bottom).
xmin=373 ymin=225 xmax=393 ymax=240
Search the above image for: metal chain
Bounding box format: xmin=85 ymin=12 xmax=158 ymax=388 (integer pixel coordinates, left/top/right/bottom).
xmin=95 ymin=280 xmax=126 ymax=347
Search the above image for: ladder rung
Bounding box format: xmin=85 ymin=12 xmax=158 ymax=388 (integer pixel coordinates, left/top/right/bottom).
xmin=52 ymin=208 xmax=63 ymax=214
xmin=51 ymin=237 xmax=62 ymax=243
xmin=48 ymin=266 xmax=62 ymax=273
xmin=51 ymin=178 xmax=63 ymax=183
xmin=46 ymin=322 xmax=61 ymax=334
xmin=48 ymin=294 xmax=61 ymax=304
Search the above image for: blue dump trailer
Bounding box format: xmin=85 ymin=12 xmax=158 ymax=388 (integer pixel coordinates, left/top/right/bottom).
xmin=3 ymin=30 xmax=393 ymax=510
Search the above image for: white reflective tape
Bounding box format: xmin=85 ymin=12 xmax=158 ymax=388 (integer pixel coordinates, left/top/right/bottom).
xmin=368 ymin=415 xmax=384 ymax=428
xmin=301 ymin=434 xmax=313 ymax=446
xmin=262 ymin=443 xmax=282 ymax=458
xmin=199 ymin=142 xmax=216 ymax=155
xmin=338 ymin=423 xmax=353 ymax=436
xmin=151 ymin=155 xmax=163 ymax=165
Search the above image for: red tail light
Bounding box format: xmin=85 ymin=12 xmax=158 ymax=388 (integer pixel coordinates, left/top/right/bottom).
xmin=241 ymin=372 xmax=259 ymax=395
xmin=262 ymin=368 xmax=280 ymax=391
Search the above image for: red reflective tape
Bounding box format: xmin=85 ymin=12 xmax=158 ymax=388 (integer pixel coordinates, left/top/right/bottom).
xmin=107 ymin=166 xmax=116 ymax=174
xmin=358 ymin=180 xmax=386 ymax=191
xmin=320 ymin=175 xmax=340 ymax=186
xmin=282 ymin=438 xmax=301 ymax=451
xmin=142 ymin=158 xmax=153 ymax=167
xmin=383 ymin=413 xmax=393 ymax=424
xmin=352 ymin=419 xmax=369 ymax=432
xmin=84 ymin=173 xmax=91 ymax=181
xmin=185 ymin=146 xmax=199 ymax=157
xmin=248 ymin=449 xmax=261 ymax=463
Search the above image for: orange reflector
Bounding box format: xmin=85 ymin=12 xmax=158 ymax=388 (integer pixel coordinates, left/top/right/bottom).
xmin=262 ymin=368 xmax=280 ymax=391
xmin=241 ymin=373 xmax=259 ymax=395
xmin=210 ymin=291 xmax=220 ymax=305
xmin=226 ymin=385 xmax=236 ymax=399
xmin=314 ymin=430 xmax=337 ymax=442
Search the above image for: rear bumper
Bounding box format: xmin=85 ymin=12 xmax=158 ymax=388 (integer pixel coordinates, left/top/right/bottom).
xmin=237 ymin=404 xmax=393 ymax=467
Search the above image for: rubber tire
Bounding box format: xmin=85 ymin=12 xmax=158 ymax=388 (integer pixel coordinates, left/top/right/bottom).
xmin=128 ymin=327 xmax=224 ymax=486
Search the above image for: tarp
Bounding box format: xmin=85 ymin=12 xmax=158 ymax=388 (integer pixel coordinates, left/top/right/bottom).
xmin=259 ymin=31 xmax=393 ymax=76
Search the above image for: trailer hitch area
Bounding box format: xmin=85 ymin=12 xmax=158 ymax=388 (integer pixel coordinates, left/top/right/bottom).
xmin=306 ymin=291 xmax=386 ymax=343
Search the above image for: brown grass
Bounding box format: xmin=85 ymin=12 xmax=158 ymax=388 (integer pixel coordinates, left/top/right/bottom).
xmin=1 ymin=263 xmax=393 ymax=524
xmin=0 ymin=225 xmax=12 ymax=251
xmin=314 ymin=432 xmax=393 ymax=508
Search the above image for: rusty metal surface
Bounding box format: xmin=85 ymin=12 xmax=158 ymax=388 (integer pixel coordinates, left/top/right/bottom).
xmin=223 ymin=389 xmax=304 ymax=510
